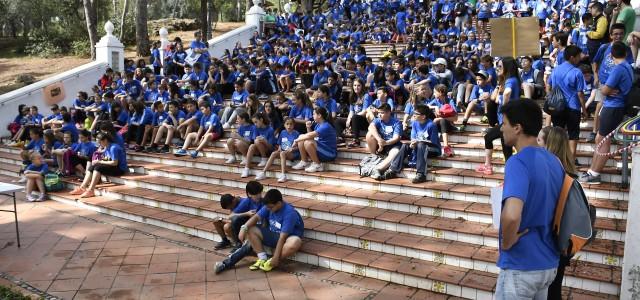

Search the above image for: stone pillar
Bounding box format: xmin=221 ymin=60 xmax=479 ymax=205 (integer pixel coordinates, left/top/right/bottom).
xmin=246 ymin=0 xmax=266 ymax=34
xmin=158 ymin=27 xmax=169 ymax=76
xmin=621 ymin=147 xmax=640 ymax=299
xmin=95 ymin=21 xmax=125 ymax=73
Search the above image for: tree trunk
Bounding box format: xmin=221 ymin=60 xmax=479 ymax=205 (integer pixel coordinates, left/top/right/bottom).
xmin=119 ymin=0 xmax=129 ymax=40
xmin=83 ymin=0 xmax=99 ymax=60
xmin=112 ymin=0 xmax=118 ymax=16
xmin=207 ymin=0 xmax=216 ymax=40
xmin=200 ymin=0 xmax=208 ymax=40
xmin=135 ymin=0 xmax=150 ymax=57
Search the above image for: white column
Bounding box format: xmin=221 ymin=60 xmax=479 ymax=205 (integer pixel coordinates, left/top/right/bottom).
xmin=246 ymin=0 xmax=266 ymax=34
xmin=621 ymin=147 xmax=640 ymax=299
xmin=95 ymin=21 xmax=125 ymax=73
xmin=158 ymin=27 xmax=169 ymax=76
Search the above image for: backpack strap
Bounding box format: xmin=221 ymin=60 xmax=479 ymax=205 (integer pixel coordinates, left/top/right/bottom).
xmin=553 ymin=174 xmax=573 ymax=235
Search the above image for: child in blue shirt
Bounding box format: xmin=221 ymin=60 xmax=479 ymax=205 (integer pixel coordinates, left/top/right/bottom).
xmin=242 ymin=112 xmax=276 ymax=177
xmin=41 ymin=130 xmax=62 ymax=167
xmin=213 ymin=182 xmax=264 ymax=251
xmin=177 ymin=99 xmax=203 ymax=139
xmin=175 ymin=101 xmax=222 ymax=158
xmin=68 ymin=130 xmax=96 ymax=176
xmin=142 ymin=101 xmax=167 ymax=151
xmin=126 ymin=101 xmax=153 ymax=151
xmin=289 ymin=90 xmax=314 ymax=134
xmin=24 ymin=153 xmax=48 ymax=202
xmin=427 ymin=84 xmax=459 ymax=157
xmin=52 ymin=131 xmax=77 ymax=176
xmin=58 ymin=112 xmax=79 ymax=143
xmin=225 ymin=112 xmax=256 ymax=165
xmin=221 ymin=81 xmax=250 ymax=129
xmin=255 ymin=117 xmax=300 ymax=183
xmin=291 ymin=107 xmax=337 ymax=173
xmin=70 ymin=132 xmax=127 ymax=198
xmin=410 ymin=104 xmax=441 ymax=183
xmin=149 ymin=100 xmax=185 ymax=153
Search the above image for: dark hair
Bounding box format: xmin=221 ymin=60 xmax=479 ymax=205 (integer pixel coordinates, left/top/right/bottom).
xmin=591 ymin=2 xmax=603 ymax=12
xmin=96 ymin=132 xmax=114 ymax=143
xmin=18 ymin=104 xmax=26 ymax=115
xmin=220 ymin=194 xmax=235 ymax=210
xmin=581 ymin=12 xmax=592 ymax=22
xmin=262 ymin=189 xmax=283 ymax=205
xmin=313 ymin=106 xmax=329 ymax=121
xmin=62 ymin=112 xmax=72 ymax=123
xmin=132 ymin=100 xmax=145 ymax=114
xmin=246 ymin=181 xmax=263 ymax=196
xmin=500 ymin=99 xmax=542 ymax=137
xmin=252 ymin=111 xmax=271 ymax=126
xmin=79 ymin=129 xmax=92 ymax=138
xmin=553 ymin=32 xmax=569 ymax=47
xmin=563 ymin=45 xmax=582 ymax=61
xmin=500 ymin=56 xmax=521 ymax=84
xmin=378 ymin=103 xmax=392 ymax=112
xmin=237 ymin=112 xmax=253 ymax=124
xmin=29 ymin=127 xmax=43 ymax=137
xmin=611 ymin=23 xmax=626 ymax=35
xmin=318 ymin=85 xmax=330 ymax=96
xmin=611 ymin=41 xmax=627 ymax=59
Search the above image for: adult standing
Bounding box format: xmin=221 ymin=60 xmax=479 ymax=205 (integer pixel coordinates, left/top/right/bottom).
xmin=586 ymin=2 xmax=609 ymax=59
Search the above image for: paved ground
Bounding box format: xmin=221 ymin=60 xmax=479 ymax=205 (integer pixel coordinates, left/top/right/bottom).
xmin=0 ymin=187 xmax=448 ymax=300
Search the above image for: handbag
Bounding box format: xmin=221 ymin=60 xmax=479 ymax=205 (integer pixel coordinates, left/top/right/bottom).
xmin=439 ymin=104 xmax=457 ymax=118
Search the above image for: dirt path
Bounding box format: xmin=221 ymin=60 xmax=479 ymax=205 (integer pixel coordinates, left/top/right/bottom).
xmin=0 ymin=22 xmax=244 ymax=95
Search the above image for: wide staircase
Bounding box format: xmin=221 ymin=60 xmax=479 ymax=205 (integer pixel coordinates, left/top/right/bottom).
xmin=0 ymin=44 xmax=629 ymax=299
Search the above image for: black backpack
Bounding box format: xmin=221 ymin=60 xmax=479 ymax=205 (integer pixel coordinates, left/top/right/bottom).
xmin=544 ymin=85 xmax=566 ymax=116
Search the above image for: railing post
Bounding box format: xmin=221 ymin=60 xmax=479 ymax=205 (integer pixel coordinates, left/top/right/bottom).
xmin=621 ymin=147 xmax=640 ymax=299
xmin=159 ymin=27 xmax=169 ymax=76
xmin=95 ymin=21 xmax=125 ymax=73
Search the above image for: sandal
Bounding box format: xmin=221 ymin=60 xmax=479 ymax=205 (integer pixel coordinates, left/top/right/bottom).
xmin=69 ymin=187 xmax=85 ymax=195
xmin=79 ymin=190 xmax=95 ymax=198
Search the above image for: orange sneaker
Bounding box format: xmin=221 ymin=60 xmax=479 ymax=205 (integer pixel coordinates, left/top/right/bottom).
xmin=69 ymin=187 xmax=85 ymax=195
xmin=79 ymin=190 xmax=95 ymax=198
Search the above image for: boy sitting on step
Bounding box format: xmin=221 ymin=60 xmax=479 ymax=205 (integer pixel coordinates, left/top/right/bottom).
xmin=409 ymin=105 xmax=442 ymax=184
xmin=213 ymin=181 xmax=264 ymax=252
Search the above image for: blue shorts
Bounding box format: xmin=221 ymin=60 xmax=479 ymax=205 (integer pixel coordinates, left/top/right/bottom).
xmin=316 ymin=145 xmax=337 ymax=162
xmin=260 ymin=225 xmax=281 ymax=248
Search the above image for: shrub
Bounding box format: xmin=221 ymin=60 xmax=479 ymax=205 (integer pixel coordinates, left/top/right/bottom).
xmin=71 ymin=40 xmax=92 ymax=58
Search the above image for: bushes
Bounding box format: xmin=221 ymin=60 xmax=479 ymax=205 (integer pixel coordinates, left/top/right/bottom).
xmin=71 ymin=40 xmax=92 ymax=58
xmin=24 ymin=26 xmax=89 ymax=58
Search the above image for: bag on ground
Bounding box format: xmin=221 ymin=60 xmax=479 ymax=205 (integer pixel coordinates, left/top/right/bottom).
xmin=44 ymin=173 xmax=64 ymax=192
xmin=358 ymin=154 xmax=384 ymax=177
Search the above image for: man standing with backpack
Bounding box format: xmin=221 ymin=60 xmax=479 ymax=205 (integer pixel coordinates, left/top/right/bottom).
xmin=496 ymin=99 xmax=564 ymax=299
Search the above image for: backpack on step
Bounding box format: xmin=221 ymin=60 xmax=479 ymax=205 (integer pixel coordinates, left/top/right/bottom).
xmin=552 ymin=174 xmax=597 ymax=257
xmin=358 ymin=154 xmax=384 ymax=177
xmin=44 ymin=173 xmax=64 ymax=192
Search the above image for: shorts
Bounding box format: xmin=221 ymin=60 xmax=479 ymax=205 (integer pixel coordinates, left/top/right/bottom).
xmin=316 ymin=144 xmax=337 ymax=162
xmin=551 ymin=109 xmax=581 ymax=140
xmin=598 ymin=107 xmax=626 ymax=136
xmin=88 ymin=164 xmax=126 ymax=177
xmin=259 ymin=225 xmax=281 ymax=248
xmin=480 ymin=17 xmax=489 ymax=23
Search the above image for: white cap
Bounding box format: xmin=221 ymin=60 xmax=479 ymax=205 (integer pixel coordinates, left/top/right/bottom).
xmin=434 ymin=58 xmax=447 ymax=66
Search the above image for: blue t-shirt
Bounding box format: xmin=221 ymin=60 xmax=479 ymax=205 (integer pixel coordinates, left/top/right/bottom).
xmin=164 ymin=111 xmax=186 ymax=126
xmin=411 ymin=120 xmax=441 ymax=149
xmin=469 ymin=83 xmax=495 ymax=105
xmin=315 ymin=98 xmax=338 ymax=115
xmin=103 ymin=143 xmax=128 ymax=172
xmin=72 ymin=141 xmax=97 ymax=158
xmin=603 ymin=62 xmax=634 ymax=108
xmin=186 ymin=110 xmax=204 ymax=124
xmin=231 ymin=90 xmax=249 ymax=106
xmin=548 ymin=61 xmax=585 ymax=111
xmin=593 ymin=43 xmax=634 ymax=85
xmin=60 ymin=123 xmax=79 ymax=143
xmin=233 ymin=197 xmax=263 ymax=214
xmin=25 ymin=138 xmax=45 ymax=153
xmin=289 ymin=105 xmax=313 ymax=120
xmin=200 ymin=113 xmax=223 ymax=133
xmin=238 ymin=124 xmax=256 ymax=142
xmin=26 ymin=163 xmax=48 ymax=174
xmin=314 ymin=121 xmax=337 ymax=159
xmin=278 ymin=130 xmax=300 ymax=151
xmin=253 ymin=125 xmax=276 ymax=145
xmin=257 ymin=202 xmax=304 ymax=237
xmin=499 ymin=146 xmax=563 ymax=271
xmin=130 ymin=108 xmax=154 ymax=126
xmin=373 ymin=117 xmax=402 ymax=142
xmin=153 ymin=111 xmax=168 ymax=126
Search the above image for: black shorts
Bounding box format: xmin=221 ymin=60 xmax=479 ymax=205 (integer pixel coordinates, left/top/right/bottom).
xmin=598 ymin=107 xmax=626 ymax=136
xmin=551 ymin=109 xmax=581 ymax=140
xmin=70 ymin=155 xmax=88 ymax=168
xmin=88 ymin=164 xmax=126 ymax=176
xmin=479 ymin=17 xmax=489 ymax=22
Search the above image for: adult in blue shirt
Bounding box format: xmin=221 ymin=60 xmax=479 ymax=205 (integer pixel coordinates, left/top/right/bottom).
xmin=365 ymin=103 xmax=405 ymax=181
xmin=238 ymin=189 xmax=303 ymax=272
xmin=496 ymin=99 xmax=563 ymax=299
xmin=410 ymin=105 xmax=441 ymax=183
xmin=292 ymin=107 xmax=337 ymax=173
xmin=70 ymin=132 xmax=127 ymax=198
xmin=582 ymin=41 xmax=634 ymax=184
xmin=547 ymin=45 xmax=587 ymax=155
xmin=213 ymin=181 xmax=264 ymax=251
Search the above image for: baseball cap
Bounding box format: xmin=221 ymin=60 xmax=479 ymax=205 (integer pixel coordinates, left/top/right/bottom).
xmin=434 ymin=58 xmax=447 ymax=66
xmin=475 ymin=70 xmax=489 ymax=79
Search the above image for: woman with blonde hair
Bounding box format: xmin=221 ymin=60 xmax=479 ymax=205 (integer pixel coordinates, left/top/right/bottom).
xmin=537 ymin=126 xmax=577 ymax=176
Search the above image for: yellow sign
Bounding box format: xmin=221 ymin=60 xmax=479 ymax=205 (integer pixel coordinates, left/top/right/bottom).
xmin=490 ymin=17 xmax=541 ymax=57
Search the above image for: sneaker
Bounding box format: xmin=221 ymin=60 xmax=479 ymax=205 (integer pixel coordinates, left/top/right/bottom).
xmin=36 ymin=194 xmax=45 ymax=202
xmin=579 ymin=172 xmax=601 ymax=184
xmin=587 ymin=132 xmax=596 ymax=143
xmin=259 ymin=258 xmax=275 ymax=272
xmin=249 ymin=259 xmax=266 ymax=271
xmin=277 ymin=174 xmax=288 ymax=182
xmin=214 ymin=261 xmax=226 ymax=274
xmin=15 ymin=177 xmax=27 ymax=184
xmin=174 ymin=149 xmax=188 ymax=156
xmin=292 ymin=161 xmax=308 ymax=170
xmin=412 ymin=173 xmax=427 ymax=184
xmin=255 ymin=171 xmax=266 ymax=180
xmin=222 ymin=123 xmax=231 ymax=130
xmin=190 ymin=151 xmax=199 ymax=159
xmin=225 ymin=156 xmax=237 ymax=164
xmin=475 ymin=164 xmax=493 ymax=175
xmin=370 ymin=169 xmax=383 ymax=180
xmin=480 ymin=116 xmax=489 ymax=124
xmin=241 ymin=167 xmax=250 ymax=178
xmin=143 ymin=145 xmax=157 ymax=153
xmin=214 ymin=239 xmax=231 ymax=250
xmin=26 ymin=194 xmax=36 ymax=202
xmin=443 ymin=146 xmax=454 ymax=157
xmin=458 ymin=124 xmax=467 ymax=132
xmin=159 ymin=145 xmax=170 ymax=153
xmin=239 ymin=158 xmax=247 ymax=166
xmin=257 ymin=158 xmax=268 ymax=167
xmin=305 ymin=162 xmax=324 ymax=173
xmin=382 ymin=169 xmax=397 ymax=180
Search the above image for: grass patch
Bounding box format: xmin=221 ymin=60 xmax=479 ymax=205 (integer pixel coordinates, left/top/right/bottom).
xmin=0 ymin=285 xmax=40 ymax=300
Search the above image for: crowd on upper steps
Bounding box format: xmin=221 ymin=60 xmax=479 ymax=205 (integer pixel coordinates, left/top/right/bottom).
xmin=4 ymin=0 xmax=637 ymax=297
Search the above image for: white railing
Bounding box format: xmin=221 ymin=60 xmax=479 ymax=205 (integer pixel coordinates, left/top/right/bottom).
xmin=621 ymin=147 xmax=640 ymax=299
xmin=207 ymin=24 xmax=258 ymax=58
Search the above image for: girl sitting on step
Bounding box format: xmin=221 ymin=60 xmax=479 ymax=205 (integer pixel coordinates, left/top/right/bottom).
xmin=70 ymin=132 xmax=127 ymax=198
xmin=254 ymin=117 xmax=300 ymax=182
xmin=225 ymin=112 xmax=256 ymax=165
xmin=242 ymin=112 xmax=276 ymax=178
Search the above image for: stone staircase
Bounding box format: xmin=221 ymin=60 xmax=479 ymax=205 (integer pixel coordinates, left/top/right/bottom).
xmin=0 ymin=112 xmax=628 ymax=299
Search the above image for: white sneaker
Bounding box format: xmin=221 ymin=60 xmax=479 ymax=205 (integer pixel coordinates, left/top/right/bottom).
xmin=241 ymin=167 xmax=250 ymax=178
xmin=292 ymin=161 xmax=308 ymax=170
xmin=14 ymin=176 xmax=26 ymax=184
xmin=277 ymin=174 xmax=288 ymax=182
xmin=239 ymin=158 xmax=247 ymax=166
xmin=222 ymin=123 xmax=231 ymax=130
xmin=286 ymin=161 xmax=293 ymax=167
xmin=305 ymin=163 xmax=324 ymax=173
xmin=26 ymin=194 xmax=36 ymax=202
xmin=255 ymin=171 xmax=266 ymax=180
xmin=36 ymin=194 xmax=45 ymax=202
xmin=225 ymin=156 xmax=236 ymax=164
xmin=257 ymin=158 xmax=268 ymax=167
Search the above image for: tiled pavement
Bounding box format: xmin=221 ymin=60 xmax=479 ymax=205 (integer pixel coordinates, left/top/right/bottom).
xmin=0 ymin=190 xmax=452 ymax=300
